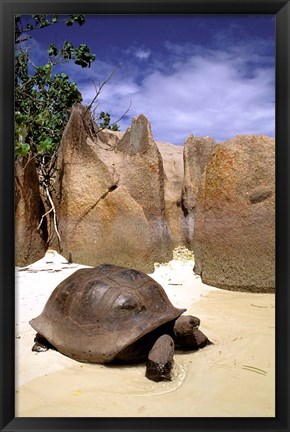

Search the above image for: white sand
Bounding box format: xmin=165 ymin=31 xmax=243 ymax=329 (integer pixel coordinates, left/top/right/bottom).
xmin=15 ymin=250 xmax=275 ymax=417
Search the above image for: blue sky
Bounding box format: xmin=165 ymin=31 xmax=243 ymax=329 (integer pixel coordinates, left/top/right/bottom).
xmin=18 ymin=15 xmax=275 ymax=145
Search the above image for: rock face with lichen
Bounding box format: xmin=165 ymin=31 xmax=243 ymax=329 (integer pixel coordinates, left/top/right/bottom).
xmin=193 ymin=135 xmax=275 ymax=292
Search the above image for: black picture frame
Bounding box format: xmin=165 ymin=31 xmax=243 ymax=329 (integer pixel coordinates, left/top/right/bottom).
xmin=1 ymin=0 xmax=289 ymax=431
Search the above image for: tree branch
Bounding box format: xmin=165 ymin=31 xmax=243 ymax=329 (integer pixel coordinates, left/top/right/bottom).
xmin=85 ymin=64 xmax=121 ymax=113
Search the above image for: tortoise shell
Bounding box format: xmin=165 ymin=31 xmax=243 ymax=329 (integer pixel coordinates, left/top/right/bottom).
xmin=29 ymin=264 xmax=185 ymax=363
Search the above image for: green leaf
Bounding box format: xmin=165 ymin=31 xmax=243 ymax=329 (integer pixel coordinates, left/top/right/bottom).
xmin=16 ymin=124 xmax=28 ymax=141
xmin=110 ymin=124 xmax=120 ymax=131
xmin=61 ymin=41 xmax=74 ymax=60
xmin=37 ymin=137 xmax=53 ymax=154
xmin=15 ymin=112 xmax=26 ymax=124
xmin=74 ymin=59 xmax=88 ymax=68
xmin=32 ymin=15 xmax=42 ymax=23
xmin=21 ymin=143 xmax=31 ymax=154
xmin=41 ymin=137 xmax=52 ymax=145
xmin=48 ymin=44 xmax=58 ymax=56
xmin=77 ymin=15 xmax=85 ymax=26
xmin=35 ymin=114 xmax=45 ymax=126
xmin=15 ymin=142 xmax=30 ymax=157
xmin=40 ymin=19 xmax=50 ymax=28
xmin=65 ymin=18 xmax=74 ymax=26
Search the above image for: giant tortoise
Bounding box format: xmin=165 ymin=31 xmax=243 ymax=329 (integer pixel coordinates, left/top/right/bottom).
xmin=30 ymin=264 xmax=211 ymax=381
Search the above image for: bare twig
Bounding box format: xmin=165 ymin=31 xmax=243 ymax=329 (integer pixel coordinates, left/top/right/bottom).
xmin=85 ymin=64 xmax=121 ymax=113
xmin=21 ymin=153 xmax=38 ymax=172
xmin=109 ymin=100 xmax=131 ymax=128
xmin=37 ymin=206 xmax=53 ymax=231
xmin=37 ymin=156 xmax=61 ymax=245
xmin=46 ymin=186 xmax=61 ymax=243
xmin=37 ymin=184 xmax=61 ymax=244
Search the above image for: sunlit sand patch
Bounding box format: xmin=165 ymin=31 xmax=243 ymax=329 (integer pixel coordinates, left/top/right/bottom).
xmin=15 ymin=250 xmax=275 ymax=417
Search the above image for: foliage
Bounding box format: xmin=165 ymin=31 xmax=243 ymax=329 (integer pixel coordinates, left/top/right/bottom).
xmin=15 ymin=14 xmax=97 ymax=158
xmin=97 ymin=112 xmax=120 ymax=131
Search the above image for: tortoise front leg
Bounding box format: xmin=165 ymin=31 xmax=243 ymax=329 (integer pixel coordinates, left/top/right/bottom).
xmin=32 ymin=333 xmax=56 ymax=352
xmin=145 ymin=334 xmax=174 ymax=382
xmin=173 ymin=315 xmax=212 ymax=349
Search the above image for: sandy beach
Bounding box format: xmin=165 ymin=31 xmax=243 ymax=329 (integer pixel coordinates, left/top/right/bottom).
xmin=15 ymin=249 xmax=275 ymax=417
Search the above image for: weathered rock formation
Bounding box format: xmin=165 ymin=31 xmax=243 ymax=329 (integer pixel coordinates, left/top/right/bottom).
xmin=15 ymin=157 xmax=46 ymax=266
xmin=181 ymin=135 xmax=217 ymax=247
xmin=15 ymin=106 xmax=275 ymax=292
xmin=193 ymin=135 xmax=275 ymax=292
xmin=155 ymin=141 xmax=188 ymax=249
xmin=52 ymin=106 xmax=154 ymax=271
xmin=109 ymin=114 xmax=172 ymax=262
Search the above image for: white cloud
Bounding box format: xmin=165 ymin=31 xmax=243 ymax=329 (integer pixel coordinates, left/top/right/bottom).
xmin=17 ymin=18 xmax=274 ymax=146
xmin=135 ymin=49 xmax=151 ymax=60
xmin=124 ymin=46 xmax=151 ymax=61
xmin=80 ymin=41 xmax=275 ymax=145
